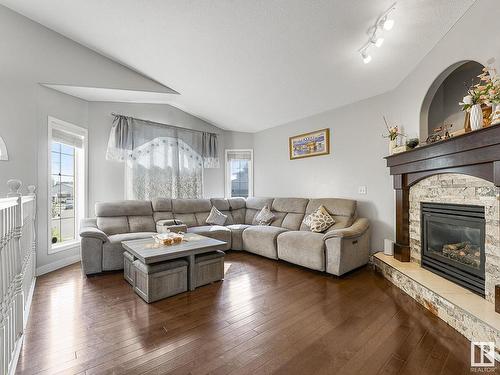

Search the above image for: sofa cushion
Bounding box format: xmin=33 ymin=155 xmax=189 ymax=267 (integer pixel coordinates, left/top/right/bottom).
xmin=210 ymin=198 xmax=231 ymax=211
xmin=231 ymin=208 xmax=246 ymax=224
xmin=226 ymin=224 xmax=251 ymax=250
xmin=280 ymin=213 xmax=305 ymax=231
xmin=97 ymin=216 xmax=129 ymax=236
xmin=272 ymin=198 xmax=308 ymax=214
xmin=173 ymin=213 xmax=198 ymax=228
xmin=152 ymin=198 xmax=174 ymax=223
xmin=172 ymin=199 xmax=212 ymax=213
xmin=128 ymin=215 xmax=156 ymax=232
xmin=153 ymin=211 xmax=175 ymax=223
xmin=228 ymin=197 xmax=246 ymax=210
xmin=246 ymin=197 xmax=274 ymax=210
xmin=300 ymin=198 xmax=356 ymax=231
xmin=254 ymin=205 xmax=275 ymax=225
xmin=277 ymin=231 xmax=325 ymax=271
xmin=244 ymin=197 xmax=274 ymax=224
xmin=102 ymin=232 xmax=156 ymax=271
xmin=95 ymin=200 xmax=153 ymax=217
xmin=151 ymin=198 xmax=172 ymax=212
xmin=206 ymin=206 xmax=227 ymax=226
xmin=242 ymin=226 xmax=288 ymax=259
xmin=187 ymin=225 xmax=231 ymax=250
xmin=271 ymin=198 xmax=308 ymax=230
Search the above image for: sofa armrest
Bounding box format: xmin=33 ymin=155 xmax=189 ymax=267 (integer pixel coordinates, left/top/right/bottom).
xmin=79 ymin=218 xmax=108 ymax=242
xmin=324 ymin=218 xmax=371 ymax=276
xmin=323 ymin=218 xmax=370 ymax=241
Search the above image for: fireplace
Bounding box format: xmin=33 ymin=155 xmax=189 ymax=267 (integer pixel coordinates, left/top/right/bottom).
xmin=421 ymin=202 xmax=485 ymax=297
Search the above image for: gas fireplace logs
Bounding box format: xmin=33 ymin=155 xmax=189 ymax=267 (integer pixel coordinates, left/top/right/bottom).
xmin=440 ymin=242 xmax=480 ymax=268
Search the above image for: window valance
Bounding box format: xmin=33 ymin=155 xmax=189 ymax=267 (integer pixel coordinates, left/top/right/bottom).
xmin=106 ymin=114 xmax=220 ymax=168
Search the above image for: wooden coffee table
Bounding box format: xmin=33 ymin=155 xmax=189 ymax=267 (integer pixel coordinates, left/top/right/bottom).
xmin=122 ymin=233 xmax=227 ymax=291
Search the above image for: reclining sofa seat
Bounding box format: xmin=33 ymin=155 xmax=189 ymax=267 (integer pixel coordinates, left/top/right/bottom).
xmin=80 ymin=200 xmax=157 ymax=274
xmin=79 ymin=196 xmax=370 ymax=277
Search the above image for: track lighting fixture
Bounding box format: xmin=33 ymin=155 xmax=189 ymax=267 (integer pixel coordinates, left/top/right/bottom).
xmin=358 ymin=2 xmax=396 ymax=64
xmin=362 ymin=51 xmax=372 ymax=64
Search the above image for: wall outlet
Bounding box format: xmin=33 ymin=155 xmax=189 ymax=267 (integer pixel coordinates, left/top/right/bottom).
xmin=358 ymin=185 xmax=367 ymax=195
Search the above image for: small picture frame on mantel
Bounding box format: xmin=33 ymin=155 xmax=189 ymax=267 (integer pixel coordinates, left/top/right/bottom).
xmin=289 ymin=128 xmax=330 ymax=160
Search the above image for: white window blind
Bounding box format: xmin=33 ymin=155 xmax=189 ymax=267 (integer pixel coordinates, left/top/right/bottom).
xmin=226 ymin=150 xmax=252 ymax=161
xmin=52 ymin=128 xmax=84 ymax=149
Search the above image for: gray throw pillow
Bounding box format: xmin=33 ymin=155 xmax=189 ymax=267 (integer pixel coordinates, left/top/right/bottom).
xmin=206 ymin=206 xmax=227 ymax=226
xmin=254 ymin=205 xmax=275 ymax=226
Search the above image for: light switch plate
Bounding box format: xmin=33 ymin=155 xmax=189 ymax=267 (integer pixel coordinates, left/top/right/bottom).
xmin=358 ymin=186 xmax=367 ymax=195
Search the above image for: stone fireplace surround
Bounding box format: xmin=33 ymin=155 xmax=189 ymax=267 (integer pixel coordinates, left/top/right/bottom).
xmin=409 ymin=173 xmax=499 ymax=303
xmin=377 ymin=125 xmax=500 ymax=360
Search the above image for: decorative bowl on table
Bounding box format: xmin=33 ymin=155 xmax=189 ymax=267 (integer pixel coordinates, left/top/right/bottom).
xmin=153 ymin=232 xmax=184 ymax=246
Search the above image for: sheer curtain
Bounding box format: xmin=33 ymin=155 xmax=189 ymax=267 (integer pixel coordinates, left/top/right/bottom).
xmin=106 ymin=115 xmax=219 ymax=200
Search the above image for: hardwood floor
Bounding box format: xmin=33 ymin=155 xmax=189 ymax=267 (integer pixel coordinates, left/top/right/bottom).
xmin=17 ymin=252 xmax=498 ymax=375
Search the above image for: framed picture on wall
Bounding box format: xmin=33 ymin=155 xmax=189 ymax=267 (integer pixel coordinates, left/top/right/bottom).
xmin=289 ymin=128 xmax=330 ymax=160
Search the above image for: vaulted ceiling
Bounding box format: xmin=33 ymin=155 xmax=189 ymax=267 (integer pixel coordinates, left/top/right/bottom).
xmin=0 ymin=0 xmax=476 ymax=132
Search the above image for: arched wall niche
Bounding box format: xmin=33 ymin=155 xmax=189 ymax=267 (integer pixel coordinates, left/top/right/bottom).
xmin=419 ymin=60 xmax=486 ymax=140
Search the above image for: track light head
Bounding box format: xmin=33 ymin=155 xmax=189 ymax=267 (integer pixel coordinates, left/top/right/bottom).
xmin=362 ymin=51 xmax=372 ymax=64
xmin=383 ymin=18 xmax=395 ymax=31
xmin=373 ymin=37 xmax=384 ymax=48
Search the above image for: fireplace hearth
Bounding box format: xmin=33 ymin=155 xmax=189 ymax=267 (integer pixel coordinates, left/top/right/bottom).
xmin=421 ymin=202 xmax=485 ymax=297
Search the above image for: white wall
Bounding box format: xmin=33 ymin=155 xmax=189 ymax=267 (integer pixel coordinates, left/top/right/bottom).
xmin=253 ymin=93 xmax=395 ymax=251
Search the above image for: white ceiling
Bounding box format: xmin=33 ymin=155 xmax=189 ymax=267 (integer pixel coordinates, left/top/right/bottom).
xmin=1 ymin=0 xmax=475 ymax=132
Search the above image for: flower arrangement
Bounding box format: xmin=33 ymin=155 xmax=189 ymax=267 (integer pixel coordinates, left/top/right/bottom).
xmin=382 ymin=116 xmax=401 ymax=141
xmin=460 ymin=67 xmax=500 ymax=111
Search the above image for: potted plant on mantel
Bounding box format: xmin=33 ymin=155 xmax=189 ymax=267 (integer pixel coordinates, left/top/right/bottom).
xmin=460 ymin=67 xmax=500 ymax=130
xmin=382 ymin=116 xmax=403 ymax=155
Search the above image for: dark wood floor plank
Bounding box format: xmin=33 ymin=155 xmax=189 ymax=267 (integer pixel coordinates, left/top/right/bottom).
xmin=14 ymin=252 xmax=493 ymax=375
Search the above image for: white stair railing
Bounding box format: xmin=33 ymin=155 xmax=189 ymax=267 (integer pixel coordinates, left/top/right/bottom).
xmin=0 ymin=180 xmax=36 ymax=375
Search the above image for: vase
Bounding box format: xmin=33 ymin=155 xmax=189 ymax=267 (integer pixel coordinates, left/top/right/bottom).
xmin=388 ymin=139 xmax=397 ymax=155
xmin=470 ymin=104 xmax=483 ymax=131
xmin=491 ymin=103 xmax=500 ymax=126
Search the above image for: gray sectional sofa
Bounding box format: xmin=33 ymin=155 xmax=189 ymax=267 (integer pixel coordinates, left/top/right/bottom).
xmin=79 ymin=197 xmax=370 ymax=277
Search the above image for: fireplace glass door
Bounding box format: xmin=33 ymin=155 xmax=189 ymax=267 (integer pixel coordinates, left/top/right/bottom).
xmin=421 ymin=202 xmax=485 ymax=296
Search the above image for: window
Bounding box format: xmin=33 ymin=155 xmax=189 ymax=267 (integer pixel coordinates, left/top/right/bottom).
xmin=225 ymin=150 xmax=253 ymax=198
xmin=48 ymin=117 xmax=87 ymax=253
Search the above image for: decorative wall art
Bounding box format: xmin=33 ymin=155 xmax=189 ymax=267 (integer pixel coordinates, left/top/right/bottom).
xmin=289 ymin=128 xmax=330 ymax=160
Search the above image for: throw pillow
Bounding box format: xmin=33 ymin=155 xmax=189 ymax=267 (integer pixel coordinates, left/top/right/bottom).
xmin=254 ymin=205 xmax=275 ymax=225
xmin=206 ymin=206 xmax=227 ymax=226
xmin=303 ymin=205 xmax=335 ymax=233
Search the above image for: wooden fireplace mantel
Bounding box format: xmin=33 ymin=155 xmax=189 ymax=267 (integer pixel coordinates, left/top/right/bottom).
xmin=385 ymin=125 xmax=500 ymax=262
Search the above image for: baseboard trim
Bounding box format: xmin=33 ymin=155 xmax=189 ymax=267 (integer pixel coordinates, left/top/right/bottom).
xmin=9 ymin=277 xmax=36 ymax=375
xmin=23 ymin=278 xmax=36 ymax=328
xmin=36 ymin=255 xmax=81 ymax=276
